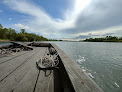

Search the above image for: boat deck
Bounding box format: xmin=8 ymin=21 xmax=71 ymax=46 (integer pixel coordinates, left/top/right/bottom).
xmin=0 ymin=43 xmax=104 ymax=92
xmin=0 ymin=47 xmax=60 ymax=92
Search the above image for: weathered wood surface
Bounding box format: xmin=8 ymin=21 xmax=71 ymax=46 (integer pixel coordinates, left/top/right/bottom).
xmin=11 ymin=41 xmax=33 ymax=50
xmin=0 ymin=48 xmax=38 ymax=81
xmin=11 ymin=47 xmax=47 ymax=92
xmin=51 ymin=43 xmax=104 ymax=92
xmin=0 ymin=51 xmax=28 ymax=64
xmin=0 ymin=42 xmax=34 ymax=63
xmin=0 ymin=44 xmax=11 ymax=49
xmin=29 ymin=42 xmax=51 ymax=47
xmin=10 ymin=42 xmax=33 ymax=46
xmin=34 ymin=47 xmax=54 ymax=92
xmin=0 ymin=47 xmax=55 ymax=92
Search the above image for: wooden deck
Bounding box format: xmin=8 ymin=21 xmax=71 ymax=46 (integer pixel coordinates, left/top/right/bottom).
xmin=0 ymin=43 xmax=104 ymax=92
xmin=0 ymin=47 xmax=54 ymax=92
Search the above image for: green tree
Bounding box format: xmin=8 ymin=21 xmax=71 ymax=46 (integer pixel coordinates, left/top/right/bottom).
xmin=7 ymin=28 xmax=17 ymax=40
xmin=20 ymin=29 xmax=25 ymax=34
xmin=0 ymin=28 xmax=8 ymax=39
xmin=0 ymin=24 xmax=3 ymax=29
xmin=0 ymin=24 xmax=60 ymax=41
xmin=83 ymin=36 xmax=122 ymax=42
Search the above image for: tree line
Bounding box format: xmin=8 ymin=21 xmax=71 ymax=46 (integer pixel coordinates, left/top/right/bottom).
xmin=0 ymin=24 xmax=61 ymax=42
xmin=83 ymin=36 xmax=122 ymax=42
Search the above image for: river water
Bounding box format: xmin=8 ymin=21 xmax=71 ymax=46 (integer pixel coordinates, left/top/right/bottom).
xmin=0 ymin=42 xmax=122 ymax=92
xmin=48 ymin=42 xmax=122 ymax=92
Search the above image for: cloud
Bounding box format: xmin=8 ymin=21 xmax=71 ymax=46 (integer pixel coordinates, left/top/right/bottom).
xmin=101 ymin=33 xmax=114 ymax=36
xmin=74 ymin=25 xmax=122 ymax=39
xmin=75 ymin=35 xmax=90 ymax=39
xmin=3 ymin=0 xmax=74 ymax=36
xmin=0 ymin=10 xmax=3 ymax=12
xmin=62 ymin=0 xmax=122 ymax=35
xmin=3 ymin=0 xmax=91 ymax=37
xmin=3 ymin=0 xmax=122 ymax=39
xmin=63 ymin=0 xmax=91 ymax=20
xmin=9 ymin=18 xmax=12 ymax=20
xmin=14 ymin=24 xmax=30 ymax=29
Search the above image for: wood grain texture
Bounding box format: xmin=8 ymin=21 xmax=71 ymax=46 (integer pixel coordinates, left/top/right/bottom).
xmin=51 ymin=43 xmax=104 ymax=92
xmin=0 ymin=51 xmax=28 ymax=64
xmin=10 ymin=41 xmax=33 ymax=50
xmin=0 ymin=48 xmax=39 ymax=81
xmin=10 ymin=47 xmax=47 ymax=92
xmin=34 ymin=70 xmax=54 ymax=92
xmin=0 ymin=47 xmax=46 ymax=92
xmin=34 ymin=47 xmax=54 ymax=92
xmin=0 ymin=41 xmax=33 ymax=64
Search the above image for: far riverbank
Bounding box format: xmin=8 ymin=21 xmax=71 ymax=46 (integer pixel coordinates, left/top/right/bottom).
xmin=0 ymin=39 xmax=10 ymax=42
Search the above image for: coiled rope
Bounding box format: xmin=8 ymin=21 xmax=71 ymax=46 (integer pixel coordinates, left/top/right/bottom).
xmin=36 ymin=52 xmax=59 ymax=69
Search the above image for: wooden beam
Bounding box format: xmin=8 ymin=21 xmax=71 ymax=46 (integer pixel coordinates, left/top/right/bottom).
xmin=10 ymin=41 xmax=33 ymax=50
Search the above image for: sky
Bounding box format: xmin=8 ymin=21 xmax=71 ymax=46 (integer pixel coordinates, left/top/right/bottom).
xmin=0 ymin=0 xmax=122 ymax=40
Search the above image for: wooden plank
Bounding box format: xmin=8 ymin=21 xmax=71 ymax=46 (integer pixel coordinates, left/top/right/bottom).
xmin=30 ymin=42 xmax=51 ymax=47
xmin=34 ymin=47 xmax=55 ymax=92
xmin=51 ymin=43 xmax=104 ymax=92
xmin=0 ymin=51 xmax=28 ymax=64
xmin=34 ymin=70 xmax=54 ymax=92
xmin=0 ymin=48 xmax=39 ymax=81
xmin=0 ymin=44 xmax=11 ymax=49
xmin=21 ymin=42 xmax=33 ymax=45
xmin=35 ymin=47 xmax=72 ymax=92
xmin=11 ymin=41 xmax=33 ymax=50
xmin=35 ymin=46 xmax=73 ymax=92
xmin=0 ymin=47 xmax=47 ymax=92
xmin=11 ymin=47 xmax=47 ymax=92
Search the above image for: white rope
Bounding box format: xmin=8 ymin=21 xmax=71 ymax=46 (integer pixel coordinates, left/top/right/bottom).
xmin=50 ymin=47 xmax=56 ymax=54
xmin=37 ymin=52 xmax=59 ymax=68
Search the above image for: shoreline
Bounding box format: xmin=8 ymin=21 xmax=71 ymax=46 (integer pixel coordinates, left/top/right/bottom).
xmin=0 ymin=40 xmax=10 ymax=42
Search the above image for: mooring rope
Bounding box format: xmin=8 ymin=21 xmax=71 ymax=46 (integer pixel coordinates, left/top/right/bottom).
xmin=49 ymin=47 xmax=57 ymax=55
xmin=37 ymin=52 xmax=59 ymax=69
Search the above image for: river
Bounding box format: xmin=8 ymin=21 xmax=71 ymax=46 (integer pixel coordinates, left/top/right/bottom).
xmin=0 ymin=42 xmax=122 ymax=92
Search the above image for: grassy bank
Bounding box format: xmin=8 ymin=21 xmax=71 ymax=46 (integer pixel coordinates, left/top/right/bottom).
xmin=83 ymin=36 xmax=122 ymax=42
xmin=0 ymin=39 xmax=10 ymax=42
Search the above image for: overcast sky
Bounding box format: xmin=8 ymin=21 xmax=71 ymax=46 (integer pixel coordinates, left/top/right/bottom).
xmin=0 ymin=0 xmax=122 ymax=40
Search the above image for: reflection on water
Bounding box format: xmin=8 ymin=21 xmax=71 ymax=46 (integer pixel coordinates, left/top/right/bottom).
xmin=0 ymin=42 xmax=12 ymax=45
xmin=0 ymin=42 xmax=122 ymax=92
